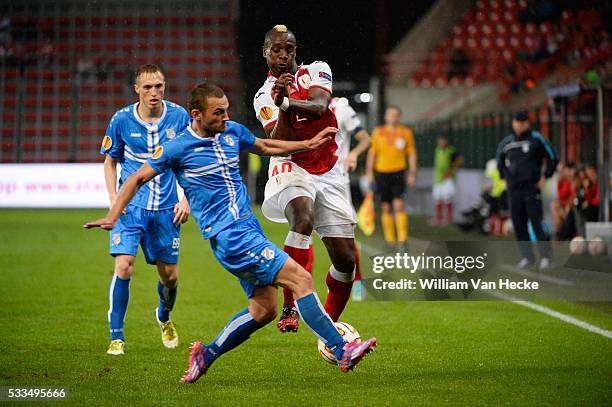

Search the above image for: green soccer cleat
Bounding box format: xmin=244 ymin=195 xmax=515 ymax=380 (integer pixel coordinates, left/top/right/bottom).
xmin=106 ymin=339 xmax=125 ymax=355
xmin=155 ymin=308 xmax=179 ymax=349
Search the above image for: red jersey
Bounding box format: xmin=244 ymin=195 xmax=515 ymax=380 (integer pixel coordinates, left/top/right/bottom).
xmin=254 ymin=61 xmax=338 ymax=175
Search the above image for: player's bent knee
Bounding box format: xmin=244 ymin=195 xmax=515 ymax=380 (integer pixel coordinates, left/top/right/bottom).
xmin=291 ymin=268 xmax=314 ymax=297
xmin=157 ymin=263 xmax=178 ymax=287
xmin=114 ymin=255 xmax=134 ymax=279
xmin=249 ymin=303 xmax=277 ymax=324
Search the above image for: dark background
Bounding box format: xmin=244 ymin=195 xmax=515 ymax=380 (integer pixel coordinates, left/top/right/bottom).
xmin=237 ymin=0 xmax=432 ymax=125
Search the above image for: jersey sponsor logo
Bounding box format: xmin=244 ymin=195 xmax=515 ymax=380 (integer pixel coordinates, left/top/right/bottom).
xmin=319 ymin=71 xmax=332 ymax=82
xmin=112 ymin=233 xmax=121 ymax=245
xmin=102 ymin=135 xmax=113 ymax=150
xmin=298 ymin=74 xmax=311 ymax=89
xmin=152 ymin=146 xmax=164 ymax=159
xmin=261 ymin=247 xmax=275 ymax=260
xmin=194 ymin=147 xmax=205 ymax=152
xmin=224 ymin=134 xmax=235 ymax=147
xmin=166 ymin=128 xmax=176 ymax=139
xmin=259 ymin=106 xmax=274 ymax=121
xmin=130 ymin=132 xmax=142 ymax=137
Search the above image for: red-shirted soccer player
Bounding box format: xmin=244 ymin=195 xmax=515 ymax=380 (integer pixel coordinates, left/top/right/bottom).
xmin=253 ymin=25 xmax=356 ymax=332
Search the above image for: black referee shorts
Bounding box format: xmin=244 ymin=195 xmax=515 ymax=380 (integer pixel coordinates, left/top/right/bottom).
xmin=374 ymin=170 xmax=406 ymax=203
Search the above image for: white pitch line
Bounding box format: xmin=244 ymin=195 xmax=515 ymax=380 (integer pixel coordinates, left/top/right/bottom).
xmin=487 ymin=290 xmax=612 ymax=339
xmin=498 ymin=264 xmax=575 ymax=286
xmin=359 ymin=241 xmax=611 ymax=339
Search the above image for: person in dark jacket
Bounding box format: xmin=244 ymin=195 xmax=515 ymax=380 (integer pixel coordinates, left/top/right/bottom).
xmin=496 ymin=110 xmax=559 ymax=271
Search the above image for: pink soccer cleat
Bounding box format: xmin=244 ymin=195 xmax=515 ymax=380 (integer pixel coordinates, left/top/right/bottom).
xmin=337 ymin=338 xmax=377 ymax=372
xmin=179 ymin=341 xmax=209 ymax=383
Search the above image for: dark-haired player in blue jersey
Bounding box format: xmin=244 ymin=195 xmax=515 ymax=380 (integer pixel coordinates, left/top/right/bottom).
xmin=99 ymin=64 xmax=191 ymax=355
xmin=85 ymin=83 xmax=376 ymax=382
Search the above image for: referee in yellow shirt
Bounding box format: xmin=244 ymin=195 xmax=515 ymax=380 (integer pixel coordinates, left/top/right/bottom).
xmin=366 ymin=106 xmax=417 ymax=250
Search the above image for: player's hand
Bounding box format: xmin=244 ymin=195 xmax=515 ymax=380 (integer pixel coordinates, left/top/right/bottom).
xmin=83 ymin=217 xmax=116 ymax=230
xmin=344 ymin=151 xmax=358 ymax=172
xmin=272 ymin=73 xmax=294 ymax=106
xmin=173 ymin=199 xmax=190 ymax=225
xmin=407 ymin=173 xmax=416 ymax=187
xmin=366 ymin=172 xmax=374 ymax=186
xmin=538 ymin=176 xmax=546 ymax=190
xmin=305 ymin=127 xmax=337 ymax=150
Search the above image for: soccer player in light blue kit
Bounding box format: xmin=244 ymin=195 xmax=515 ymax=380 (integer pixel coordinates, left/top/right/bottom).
xmin=86 ymin=83 xmax=377 ymax=381
xmin=100 ymin=64 xmax=191 ymax=355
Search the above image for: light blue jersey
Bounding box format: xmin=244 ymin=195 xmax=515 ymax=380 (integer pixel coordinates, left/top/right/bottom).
xmin=147 ymin=121 xmax=289 ymax=297
xmin=100 ymin=100 xmax=190 ymax=210
xmin=148 ymin=121 xmax=257 ymax=239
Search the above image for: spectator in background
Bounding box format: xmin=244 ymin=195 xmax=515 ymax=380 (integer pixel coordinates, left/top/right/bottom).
xmin=551 ymin=162 xmax=575 ymax=239
xmin=431 ymin=135 xmax=461 ymax=226
xmin=583 ymin=164 xmax=599 ymax=221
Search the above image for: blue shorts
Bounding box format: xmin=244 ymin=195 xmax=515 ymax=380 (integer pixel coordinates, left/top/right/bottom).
xmin=109 ymin=204 xmax=180 ymax=265
xmin=209 ymin=216 xmax=289 ymax=298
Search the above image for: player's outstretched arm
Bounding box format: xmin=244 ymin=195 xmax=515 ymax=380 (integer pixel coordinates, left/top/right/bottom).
xmin=250 ymin=127 xmax=337 ymax=156
xmin=83 ymin=163 xmax=159 ymax=230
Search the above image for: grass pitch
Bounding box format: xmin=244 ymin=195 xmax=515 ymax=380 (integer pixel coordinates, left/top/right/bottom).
xmin=0 ymin=209 xmax=611 ymax=406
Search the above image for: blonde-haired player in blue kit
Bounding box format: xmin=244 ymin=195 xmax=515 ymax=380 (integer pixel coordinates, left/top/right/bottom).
xmin=86 ymin=83 xmax=377 ymax=382
xmin=100 ymin=64 xmax=191 ymax=355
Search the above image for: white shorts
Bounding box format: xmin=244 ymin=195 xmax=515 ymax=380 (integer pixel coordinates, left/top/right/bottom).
xmin=432 ymin=178 xmax=456 ymax=202
xmin=262 ymin=157 xmax=356 ymax=238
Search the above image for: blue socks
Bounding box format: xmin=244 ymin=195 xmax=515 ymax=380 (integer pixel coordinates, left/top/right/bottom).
xmin=108 ymin=274 xmax=130 ymax=341
xmin=157 ymin=281 xmax=177 ymax=323
xmin=203 ymin=308 xmax=262 ymax=367
xmin=295 ymin=292 xmax=345 ymax=360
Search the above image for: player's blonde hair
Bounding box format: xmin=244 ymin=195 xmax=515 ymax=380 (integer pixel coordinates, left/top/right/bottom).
xmin=134 ymin=64 xmax=164 ymax=83
xmin=263 ymin=24 xmax=295 ymax=47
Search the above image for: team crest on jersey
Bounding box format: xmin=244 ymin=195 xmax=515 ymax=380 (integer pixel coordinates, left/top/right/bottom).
xmin=102 ymin=135 xmax=113 ymax=150
xmin=224 ymin=134 xmax=235 ymax=146
xmin=522 ymin=143 xmax=530 ymax=153
xmin=261 ymin=247 xmax=275 ymax=260
xmin=112 ymin=233 xmax=121 ymax=245
xmin=152 ymin=146 xmax=164 ymax=159
xmin=298 ymin=74 xmax=311 ymax=89
xmin=394 ymin=138 xmax=406 ymax=150
xmin=166 ymin=128 xmax=176 ymax=139
xmin=260 ymin=106 xmax=274 ymax=121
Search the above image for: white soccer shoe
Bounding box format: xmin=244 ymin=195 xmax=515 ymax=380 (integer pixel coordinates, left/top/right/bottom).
xmin=516 ymin=258 xmax=534 ymax=270
xmin=538 ymin=257 xmax=552 ymax=272
xmin=155 ymin=308 xmax=179 ymax=349
xmin=107 ymin=339 xmax=125 ymax=355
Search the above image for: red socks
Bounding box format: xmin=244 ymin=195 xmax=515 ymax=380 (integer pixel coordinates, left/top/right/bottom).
xmin=282 ymin=231 xmax=312 ymax=307
xmin=323 ymin=266 xmax=355 ymax=322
